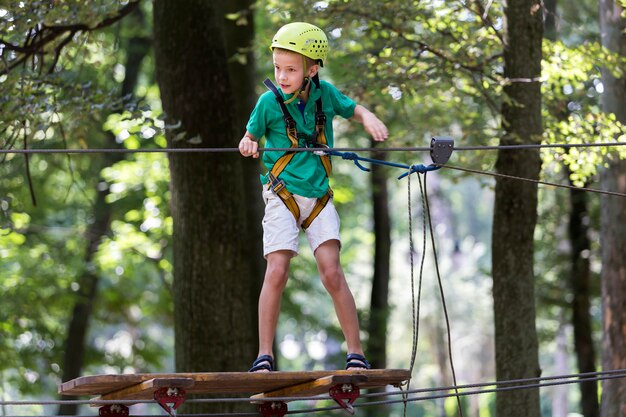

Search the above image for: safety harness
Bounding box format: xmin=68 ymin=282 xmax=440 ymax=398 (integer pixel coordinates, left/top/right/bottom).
xmin=263 ymin=76 xmax=333 ymax=230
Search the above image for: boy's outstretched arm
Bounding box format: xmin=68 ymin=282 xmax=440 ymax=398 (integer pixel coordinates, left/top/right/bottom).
xmin=239 ymin=131 xmax=259 ymax=158
xmin=352 ymin=104 xmax=389 ymax=142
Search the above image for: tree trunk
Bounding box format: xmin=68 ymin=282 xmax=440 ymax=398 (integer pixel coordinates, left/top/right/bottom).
xmin=599 ymin=160 xmax=626 ymax=417
xmin=599 ymin=1 xmax=626 ymax=415
xmin=216 ymin=0 xmax=263 ymax=352
xmin=599 ymin=0 xmax=626 ymax=123
xmin=492 ymin=1 xmax=543 ymax=415
xmin=568 ymin=178 xmax=599 ymax=417
xmin=57 ymin=8 xmax=150 ymax=415
xmin=153 ymin=1 xmax=256 ymax=414
xmin=363 ymin=149 xmax=391 ymax=417
xmin=367 ymin=149 xmax=391 ymax=371
xmin=545 ymin=3 xmax=600 ymax=413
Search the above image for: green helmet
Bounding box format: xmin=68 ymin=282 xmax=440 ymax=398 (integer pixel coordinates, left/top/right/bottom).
xmin=270 ymin=22 xmax=329 ymax=66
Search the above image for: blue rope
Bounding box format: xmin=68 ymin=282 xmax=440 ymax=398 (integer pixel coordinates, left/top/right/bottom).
xmin=397 ymin=164 xmax=441 ymax=179
xmin=326 ymin=150 xmax=440 ymax=179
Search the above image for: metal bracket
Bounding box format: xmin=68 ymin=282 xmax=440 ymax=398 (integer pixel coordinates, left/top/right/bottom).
xmin=99 ymin=404 xmax=129 ymax=417
xmin=430 ymin=136 xmax=454 ymax=165
xmin=257 ymin=401 xmax=288 ymax=417
xmin=329 ymin=383 xmax=360 ymax=415
xmin=154 ymin=387 xmax=186 ymax=416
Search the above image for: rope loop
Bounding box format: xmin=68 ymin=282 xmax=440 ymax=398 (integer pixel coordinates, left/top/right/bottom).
xmin=341 ymin=152 xmax=371 ymax=172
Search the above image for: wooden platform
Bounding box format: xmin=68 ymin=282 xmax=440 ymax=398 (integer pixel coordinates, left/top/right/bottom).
xmin=59 ymin=369 xmax=410 ymax=399
xmin=59 ymin=370 xmax=410 ymax=416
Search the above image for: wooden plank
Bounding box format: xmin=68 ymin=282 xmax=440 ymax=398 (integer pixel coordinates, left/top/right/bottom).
xmin=250 ymin=374 xmax=368 ymax=401
xmin=94 ymin=378 xmax=195 ymax=403
xmin=58 ymin=369 xmax=410 ymax=398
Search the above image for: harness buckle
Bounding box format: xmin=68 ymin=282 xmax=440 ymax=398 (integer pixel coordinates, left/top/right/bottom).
xmin=269 ymin=176 xmax=286 ymax=193
xmin=284 ymin=116 xmax=296 ymax=131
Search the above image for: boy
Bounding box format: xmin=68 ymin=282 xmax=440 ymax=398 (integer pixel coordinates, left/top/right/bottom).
xmin=239 ymin=22 xmax=388 ymax=372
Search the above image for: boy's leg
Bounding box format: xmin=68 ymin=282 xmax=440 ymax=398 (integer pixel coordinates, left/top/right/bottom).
xmin=254 ymin=184 xmax=300 ymax=371
xmin=314 ymin=240 xmax=364 ymax=357
xmin=255 ymin=250 xmax=292 ymax=368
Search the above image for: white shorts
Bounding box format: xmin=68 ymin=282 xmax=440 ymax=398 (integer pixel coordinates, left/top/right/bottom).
xmin=262 ymin=185 xmax=341 ymax=258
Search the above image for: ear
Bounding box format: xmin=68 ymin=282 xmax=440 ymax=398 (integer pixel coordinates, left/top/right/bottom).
xmin=307 ymin=64 xmax=320 ymax=78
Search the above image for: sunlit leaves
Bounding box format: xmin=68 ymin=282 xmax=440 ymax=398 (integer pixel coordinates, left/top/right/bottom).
xmin=543 ymin=112 xmax=626 ymax=186
xmin=0 ymin=204 xmax=80 ymax=392
xmin=542 ymin=39 xmax=626 ymax=186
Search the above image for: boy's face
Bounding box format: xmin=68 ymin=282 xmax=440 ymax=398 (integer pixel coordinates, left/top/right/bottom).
xmin=273 ymin=49 xmax=317 ymax=95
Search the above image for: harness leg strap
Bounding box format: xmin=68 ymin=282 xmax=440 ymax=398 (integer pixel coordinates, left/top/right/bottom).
xmin=268 ymin=175 xmax=301 ymax=222
xmin=301 ymin=189 xmax=333 ymax=230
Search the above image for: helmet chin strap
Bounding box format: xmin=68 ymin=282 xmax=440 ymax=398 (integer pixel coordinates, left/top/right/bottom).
xmin=283 ymin=77 xmax=309 ymax=104
xmin=284 ymin=56 xmax=314 ymax=104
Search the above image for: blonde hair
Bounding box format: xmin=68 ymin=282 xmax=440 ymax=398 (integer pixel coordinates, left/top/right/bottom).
xmin=273 ymin=47 xmax=318 ymax=70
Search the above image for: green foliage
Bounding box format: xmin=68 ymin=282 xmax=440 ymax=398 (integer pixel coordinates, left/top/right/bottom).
xmin=0 ymin=1 xmax=144 ymax=156
xmin=0 ymin=139 xmax=174 ymax=389
xmin=1 ymin=149 xmax=91 ymax=391
xmin=542 ymin=40 xmax=626 ymax=187
xmin=92 ymin=151 xmax=174 ymax=374
xmin=1 ymin=0 xmax=173 ymax=399
xmin=1 ymin=2 xmax=623 ymax=415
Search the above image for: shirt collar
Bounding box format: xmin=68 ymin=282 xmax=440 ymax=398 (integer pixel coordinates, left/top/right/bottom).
xmin=282 ymin=79 xmax=321 ymax=105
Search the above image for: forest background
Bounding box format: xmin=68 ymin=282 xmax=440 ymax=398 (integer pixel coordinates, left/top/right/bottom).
xmin=1 ymin=1 xmax=625 ymax=417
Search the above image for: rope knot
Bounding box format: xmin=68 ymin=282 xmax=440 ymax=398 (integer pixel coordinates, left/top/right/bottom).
xmin=398 ymin=164 xmax=440 ymax=179
xmin=409 ymin=164 xmax=428 ymax=174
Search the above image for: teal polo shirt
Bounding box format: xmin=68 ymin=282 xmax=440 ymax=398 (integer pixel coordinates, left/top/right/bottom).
xmin=246 ymin=79 xmax=356 ymax=198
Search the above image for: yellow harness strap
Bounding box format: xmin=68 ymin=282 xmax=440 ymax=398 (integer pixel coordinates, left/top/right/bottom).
xmin=314 ymin=112 xmax=332 ymax=178
xmin=301 ymin=188 xmax=333 ymax=230
xmin=268 ymin=172 xmax=301 ymax=221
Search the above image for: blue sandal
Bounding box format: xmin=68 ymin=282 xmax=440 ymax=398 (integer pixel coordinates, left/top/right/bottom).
xmin=249 ymin=355 xmax=275 ymax=372
xmin=346 ymin=353 xmax=371 ymax=370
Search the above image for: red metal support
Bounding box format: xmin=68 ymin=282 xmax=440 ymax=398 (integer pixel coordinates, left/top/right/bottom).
xmin=99 ymin=404 xmax=129 ymax=417
xmin=329 ymin=383 xmax=360 ymax=415
xmin=257 ymin=401 xmax=288 ymax=417
xmin=154 ymin=387 xmax=187 ymax=416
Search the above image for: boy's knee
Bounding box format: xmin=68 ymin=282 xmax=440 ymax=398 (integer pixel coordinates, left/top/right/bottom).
xmin=319 ymin=266 xmax=345 ymax=293
xmin=265 ymin=261 xmax=290 ymax=289
xmin=319 ymin=263 xmax=340 ymax=279
xmin=267 ymin=263 xmax=288 ymax=278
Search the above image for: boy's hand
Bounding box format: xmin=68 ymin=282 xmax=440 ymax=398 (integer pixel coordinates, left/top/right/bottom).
xmin=239 ymin=135 xmax=259 ymax=158
xmin=353 ymin=105 xmax=388 ymax=142
xmin=362 ymin=113 xmax=389 ymax=142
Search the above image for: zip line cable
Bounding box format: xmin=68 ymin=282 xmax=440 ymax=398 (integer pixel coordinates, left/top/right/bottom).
xmin=439 ymin=163 xmax=626 ymax=198
xmin=454 ymin=141 xmax=625 ymax=151
xmin=0 ymin=140 xmax=624 ymax=154
xmin=293 ymin=371 xmax=626 ymax=416
xmin=3 ymin=142 xmax=625 ymax=198
xmin=3 ymin=370 xmax=626 ymax=417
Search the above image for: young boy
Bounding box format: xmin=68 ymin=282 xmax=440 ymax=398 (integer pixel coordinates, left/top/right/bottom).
xmin=239 ymin=22 xmax=388 ymax=372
